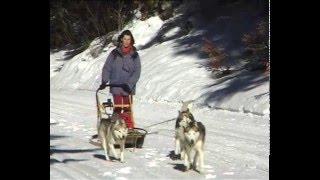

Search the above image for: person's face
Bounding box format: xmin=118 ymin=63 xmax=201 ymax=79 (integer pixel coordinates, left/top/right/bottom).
xmin=122 ymin=35 xmax=132 ymax=48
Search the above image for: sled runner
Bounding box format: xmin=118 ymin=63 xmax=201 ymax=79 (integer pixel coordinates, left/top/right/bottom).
xmin=89 ymin=84 xmax=147 ymax=149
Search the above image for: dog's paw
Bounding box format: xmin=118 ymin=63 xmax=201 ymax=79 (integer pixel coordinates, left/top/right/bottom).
xmin=170 ymin=154 xmax=180 ymax=161
xmin=195 ymin=166 xmax=204 ymax=174
xmin=184 ymin=165 xmax=190 ymax=172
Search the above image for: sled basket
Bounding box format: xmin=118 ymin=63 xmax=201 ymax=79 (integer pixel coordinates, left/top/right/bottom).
xmin=126 ymin=128 xmax=148 ymax=148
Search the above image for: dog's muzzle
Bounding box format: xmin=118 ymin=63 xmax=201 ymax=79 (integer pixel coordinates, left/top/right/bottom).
xmin=189 ymin=140 xmax=195 ymax=146
xmin=119 ymin=136 xmax=125 ymax=140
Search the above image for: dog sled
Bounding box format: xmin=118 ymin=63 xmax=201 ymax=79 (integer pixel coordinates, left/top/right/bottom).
xmin=89 ymin=84 xmax=148 ymax=149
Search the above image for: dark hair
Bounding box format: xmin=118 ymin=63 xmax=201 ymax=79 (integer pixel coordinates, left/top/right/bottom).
xmin=117 ymin=30 xmax=135 ymax=45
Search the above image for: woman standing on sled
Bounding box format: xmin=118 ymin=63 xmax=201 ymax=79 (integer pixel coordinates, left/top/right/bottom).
xmin=99 ymin=30 xmax=141 ymax=129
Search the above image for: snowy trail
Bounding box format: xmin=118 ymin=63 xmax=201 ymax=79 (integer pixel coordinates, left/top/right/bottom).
xmin=50 ymin=90 xmax=269 ymax=179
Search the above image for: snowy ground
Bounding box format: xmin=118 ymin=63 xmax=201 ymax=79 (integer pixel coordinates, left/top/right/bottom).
xmin=50 ymin=90 xmax=269 ymax=179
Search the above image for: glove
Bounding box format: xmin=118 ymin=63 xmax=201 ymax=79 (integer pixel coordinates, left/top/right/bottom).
xmin=122 ymin=84 xmax=131 ymax=93
xmin=99 ymin=82 xmax=107 ymax=90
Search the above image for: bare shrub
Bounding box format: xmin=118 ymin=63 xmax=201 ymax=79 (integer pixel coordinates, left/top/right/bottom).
xmin=242 ymin=19 xmax=269 ymax=74
xmin=201 ymin=38 xmax=229 ymax=74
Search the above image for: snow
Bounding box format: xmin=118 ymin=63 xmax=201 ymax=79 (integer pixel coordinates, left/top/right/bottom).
xmin=50 ymin=2 xmax=269 ymax=179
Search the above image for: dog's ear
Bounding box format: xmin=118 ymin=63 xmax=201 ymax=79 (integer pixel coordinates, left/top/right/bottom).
xmin=116 ymin=118 xmax=124 ymax=125
xmin=189 ymin=121 xmax=197 ymax=127
xmin=194 ymin=121 xmax=198 ymax=128
xmin=188 ymin=113 xmax=195 ymax=122
xmin=177 ymin=110 xmax=181 ymax=118
xmin=114 ymin=119 xmax=120 ymax=126
xmin=119 ymin=119 xmax=126 ymax=126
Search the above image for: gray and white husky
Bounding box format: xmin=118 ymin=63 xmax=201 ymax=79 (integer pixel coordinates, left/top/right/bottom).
xmin=174 ymin=101 xmax=195 ymax=159
xmin=98 ymin=113 xmax=128 ymax=163
xmin=183 ymin=121 xmax=206 ymax=174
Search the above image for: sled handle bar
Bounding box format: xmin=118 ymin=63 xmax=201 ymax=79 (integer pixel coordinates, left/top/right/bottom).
xmin=96 ymin=84 xmax=125 ymax=92
xmin=107 ymin=84 xmax=125 ymax=87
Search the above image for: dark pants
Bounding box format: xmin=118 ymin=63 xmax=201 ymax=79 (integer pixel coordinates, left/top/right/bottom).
xmin=113 ymin=94 xmax=134 ymax=129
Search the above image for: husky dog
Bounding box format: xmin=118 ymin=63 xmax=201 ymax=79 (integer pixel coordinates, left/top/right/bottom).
xmin=183 ymin=121 xmax=206 ymax=174
xmin=174 ymin=101 xmax=195 ymax=158
xmin=98 ymin=113 xmax=128 ymax=163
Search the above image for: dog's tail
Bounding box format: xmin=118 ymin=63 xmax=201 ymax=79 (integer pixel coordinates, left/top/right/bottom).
xmin=181 ymin=100 xmax=194 ymax=112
